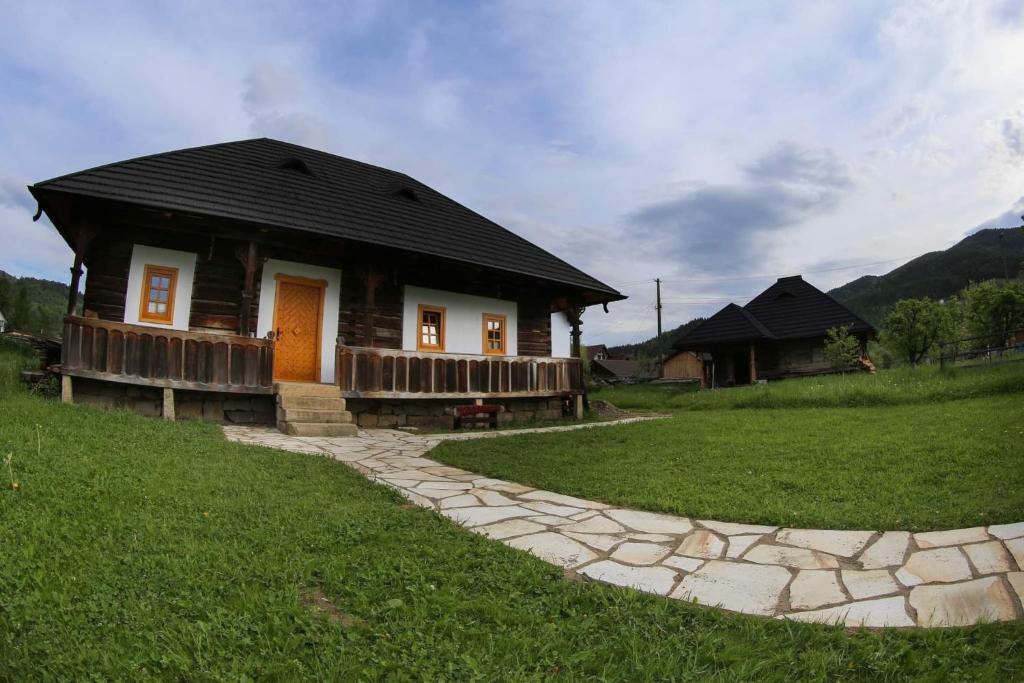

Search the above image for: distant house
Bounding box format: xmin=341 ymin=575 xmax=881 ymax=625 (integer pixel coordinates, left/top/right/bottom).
xmin=0 ymin=309 xmax=6 ymax=333
xmin=585 ymin=344 xmax=610 ymax=361
xmin=590 ymin=358 xmax=651 ymax=383
xmin=672 ymin=276 xmax=875 ymax=386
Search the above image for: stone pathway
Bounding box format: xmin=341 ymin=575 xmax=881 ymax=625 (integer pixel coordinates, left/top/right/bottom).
xmin=224 ymin=420 xmax=1024 ymax=629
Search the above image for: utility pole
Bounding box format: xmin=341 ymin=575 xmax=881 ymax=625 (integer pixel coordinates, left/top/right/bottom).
xmin=655 ymin=278 xmax=663 ymax=378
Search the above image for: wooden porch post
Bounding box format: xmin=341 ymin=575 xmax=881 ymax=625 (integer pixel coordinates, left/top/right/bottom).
xmin=566 ymin=305 xmax=585 ymax=358
xmin=749 ymin=342 xmax=757 ymax=384
xmin=361 ymin=267 xmax=384 ymax=347
xmin=235 ymin=241 xmax=262 ymax=336
xmin=66 ymin=223 xmax=96 ymax=316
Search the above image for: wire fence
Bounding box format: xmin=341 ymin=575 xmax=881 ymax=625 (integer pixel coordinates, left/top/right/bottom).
xmin=935 ymin=329 xmax=1024 ymax=369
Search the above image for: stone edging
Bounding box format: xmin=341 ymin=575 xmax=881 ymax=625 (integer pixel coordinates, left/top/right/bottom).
xmin=224 ymin=419 xmax=1024 ymax=628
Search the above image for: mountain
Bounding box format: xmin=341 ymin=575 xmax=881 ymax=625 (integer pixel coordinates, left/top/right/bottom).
xmin=828 ymin=227 xmax=1024 ymax=325
xmin=0 ymin=270 xmax=77 ymax=337
xmin=602 ymin=226 xmax=1024 ymax=355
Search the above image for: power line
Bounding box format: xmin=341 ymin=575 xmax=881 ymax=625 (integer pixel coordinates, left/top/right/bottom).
xmin=659 ymin=254 xmax=920 ymax=284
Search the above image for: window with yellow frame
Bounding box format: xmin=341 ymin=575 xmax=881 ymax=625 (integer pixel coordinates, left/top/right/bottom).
xmin=139 ymin=264 xmax=178 ymax=324
xmin=417 ymin=304 xmax=446 ymax=351
xmin=482 ymin=313 xmax=506 ymax=355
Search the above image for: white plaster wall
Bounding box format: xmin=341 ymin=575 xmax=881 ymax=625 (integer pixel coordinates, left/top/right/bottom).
xmin=123 ymin=244 xmax=197 ymax=331
xmin=550 ymin=311 xmax=573 ymax=358
xmin=402 ymin=285 xmax=518 ymax=355
xmin=256 ymin=259 xmax=342 ymax=384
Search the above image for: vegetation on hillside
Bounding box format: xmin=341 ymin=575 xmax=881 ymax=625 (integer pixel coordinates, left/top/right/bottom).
xmin=3 ymin=344 xmax=1021 ymax=678
xmin=0 ymin=269 xmax=77 ymax=337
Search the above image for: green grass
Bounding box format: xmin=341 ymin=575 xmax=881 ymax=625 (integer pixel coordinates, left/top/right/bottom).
xmin=591 ymin=362 xmax=1024 ymax=411
xmin=2 ymin=343 xmax=1023 ymax=679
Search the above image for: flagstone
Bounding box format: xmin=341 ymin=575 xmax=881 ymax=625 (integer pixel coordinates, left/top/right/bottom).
xmin=627 ymin=533 xmax=675 ymax=543
xmin=896 ymin=548 xmax=973 ymax=587
xmin=776 ymin=529 xmax=874 ymax=558
xmin=438 ymin=494 xmax=481 ymax=509
xmin=676 ymin=530 xmax=726 ymax=559
xmin=782 ymin=596 xmax=914 ymax=628
xmin=909 ymin=577 xmax=1017 ymax=627
xmin=663 ymin=555 xmax=705 ymax=573
xmin=414 ymin=481 xmax=474 ymax=491
xmin=482 ymin=481 xmax=535 ymax=495
xmin=606 ymin=509 xmax=693 ymax=535
xmin=744 ymin=544 xmax=839 ymax=569
xmin=472 ymin=490 xmax=521 ymax=506
xmin=698 ymin=520 xmax=778 ymax=536
xmin=522 ymin=501 xmax=586 ymax=517
xmin=477 ymin=518 xmax=548 ymax=540
xmin=789 ymin=570 xmax=845 ymax=610
xmin=1008 ymin=572 xmax=1024 ymax=605
xmin=564 ymin=532 xmax=626 ymax=552
xmin=672 ymin=561 xmax=791 ymax=616
xmin=725 ymin=534 xmax=763 ymax=559
xmin=581 ymin=561 xmax=678 ymax=596
xmin=1004 ymin=537 xmax=1024 ymax=567
xmin=842 ymin=569 xmax=900 ymax=600
xmin=561 ymin=516 xmax=626 ymax=535
xmin=519 ymin=490 xmax=610 ymax=509
xmin=962 ymin=540 xmax=1013 ymax=574
xmin=571 ymin=510 xmax=600 ymax=521
xmin=858 ymin=531 xmax=911 ymax=569
xmin=505 ymin=532 xmax=597 ymax=568
xmin=914 ymin=527 xmax=989 ymax=549
xmin=610 ymin=542 xmax=672 ymax=565
xmin=442 ymin=505 xmax=536 ymax=528
xmin=988 ymin=522 xmax=1024 ymax=540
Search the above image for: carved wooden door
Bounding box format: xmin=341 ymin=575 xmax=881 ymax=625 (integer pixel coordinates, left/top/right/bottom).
xmin=272 ymin=276 xmax=325 ymax=382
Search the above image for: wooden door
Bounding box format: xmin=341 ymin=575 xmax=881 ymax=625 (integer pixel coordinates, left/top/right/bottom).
xmin=272 ymin=275 xmax=326 ymax=382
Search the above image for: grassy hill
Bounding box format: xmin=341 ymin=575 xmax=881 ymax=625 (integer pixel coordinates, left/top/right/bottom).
xmin=606 ymin=317 xmax=704 ymax=360
xmin=0 ymin=269 xmax=77 ymax=337
xmin=828 ymin=227 xmax=1024 ymax=325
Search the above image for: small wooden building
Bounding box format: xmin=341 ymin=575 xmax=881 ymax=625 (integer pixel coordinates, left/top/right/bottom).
xmin=29 ymin=138 xmax=624 ymax=433
xmin=672 ymin=276 xmax=874 ymax=386
xmin=661 ymin=350 xmax=704 ymax=384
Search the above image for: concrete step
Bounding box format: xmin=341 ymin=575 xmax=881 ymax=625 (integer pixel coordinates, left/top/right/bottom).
xmin=277 ymin=407 xmax=353 ymax=424
xmin=277 ymin=395 xmax=347 ymax=411
xmin=278 ymin=421 xmax=359 ymax=437
xmin=274 ymin=382 xmax=342 ymax=399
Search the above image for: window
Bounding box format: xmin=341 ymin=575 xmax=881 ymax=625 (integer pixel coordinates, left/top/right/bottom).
xmin=482 ymin=313 xmax=507 ymax=355
xmin=417 ymin=304 xmax=446 ymax=351
xmin=139 ymin=265 xmax=178 ymax=324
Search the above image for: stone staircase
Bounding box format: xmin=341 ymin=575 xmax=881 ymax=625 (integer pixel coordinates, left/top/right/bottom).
xmin=275 ymin=382 xmax=358 ymax=437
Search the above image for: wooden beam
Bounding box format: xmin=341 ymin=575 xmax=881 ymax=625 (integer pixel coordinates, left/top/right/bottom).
xmin=235 ymin=241 xmax=263 ymax=336
xmin=565 ymin=304 xmax=585 ymax=359
xmin=66 ymin=222 xmax=97 ymax=315
xmin=749 ymin=342 xmax=757 ymax=384
xmin=360 ymin=266 xmax=384 ymax=347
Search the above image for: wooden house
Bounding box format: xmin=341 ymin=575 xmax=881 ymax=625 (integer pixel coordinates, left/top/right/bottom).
xmin=672 ymin=276 xmax=874 ymax=386
xmin=661 ymin=350 xmax=704 ymax=384
xmin=29 ymin=138 xmax=624 ymax=434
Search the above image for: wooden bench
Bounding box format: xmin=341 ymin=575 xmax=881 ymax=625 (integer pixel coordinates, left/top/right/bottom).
xmin=453 ymin=404 xmax=499 ymax=430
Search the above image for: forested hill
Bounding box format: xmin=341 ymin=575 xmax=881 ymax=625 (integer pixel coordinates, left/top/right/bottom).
xmin=828 ymin=227 xmax=1024 ymax=326
xmin=0 ymin=270 xmax=77 ymax=337
xmin=604 ymin=226 xmax=1023 ymax=356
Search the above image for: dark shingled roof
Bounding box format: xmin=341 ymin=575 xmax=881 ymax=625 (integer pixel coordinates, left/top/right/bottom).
xmin=31 ymin=138 xmax=622 ymax=301
xmin=674 ymin=276 xmax=874 ymax=350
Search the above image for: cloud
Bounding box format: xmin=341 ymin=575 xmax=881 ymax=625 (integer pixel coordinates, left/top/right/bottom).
xmin=1001 ymin=113 xmax=1024 ymax=160
xmin=628 ymin=144 xmax=853 ymax=273
xmin=0 ymin=174 xmax=35 ymax=213
xmin=965 ymin=195 xmax=1024 ymax=235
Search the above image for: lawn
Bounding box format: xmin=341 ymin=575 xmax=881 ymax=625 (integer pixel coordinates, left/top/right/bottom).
xmin=435 ymin=367 xmax=1024 ymax=531
xmin=1 ymin=341 xmax=1023 ymax=679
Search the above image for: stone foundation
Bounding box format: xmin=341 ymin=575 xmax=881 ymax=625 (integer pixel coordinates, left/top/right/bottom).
xmin=68 ymin=377 xmax=275 ymax=425
xmin=347 ymin=396 xmax=572 ymax=429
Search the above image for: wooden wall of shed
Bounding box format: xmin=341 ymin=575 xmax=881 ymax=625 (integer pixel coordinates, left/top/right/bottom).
xmin=517 ymin=301 xmax=552 ymax=357
xmin=663 ymin=351 xmax=703 ymax=380
xmin=337 ymin=271 xmax=403 ymax=349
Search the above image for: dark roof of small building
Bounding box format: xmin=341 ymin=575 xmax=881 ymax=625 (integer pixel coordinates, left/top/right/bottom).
xmin=31 ymin=138 xmax=622 ymax=302
xmin=674 ymin=276 xmax=874 ymax=350
xmin=591 ymin=358 xmax=648 ymax=379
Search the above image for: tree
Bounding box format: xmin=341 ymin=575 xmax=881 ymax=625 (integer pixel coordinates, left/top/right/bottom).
xmin=881 ymin=298 xmax=955 ymax=366
xmin=10 ymin=286 xmax=31 ymax=332
xmin=823 ymin=325 xmax=861 ymax=372
xmin=960 ymin=279 xmax=1024 ymax=347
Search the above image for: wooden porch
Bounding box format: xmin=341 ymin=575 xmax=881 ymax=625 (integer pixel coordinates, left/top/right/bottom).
xmin=61 ymin=316 xmax=275 ymax=394
xmin=335 ymin=345 xmax=584 ymax=399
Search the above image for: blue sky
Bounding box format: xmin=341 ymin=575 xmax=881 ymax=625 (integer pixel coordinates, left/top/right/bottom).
xmin=1 ymin=1 xmax=1023 ymax=345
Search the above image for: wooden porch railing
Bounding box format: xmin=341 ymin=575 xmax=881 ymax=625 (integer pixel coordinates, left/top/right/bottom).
xmin=336 ymin=345 xmax=583 ymax=399
xmin=61 ymin=316 xmax=274 ymax=394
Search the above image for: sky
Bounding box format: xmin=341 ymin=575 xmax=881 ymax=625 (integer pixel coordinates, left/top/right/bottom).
xmin=1 ymin=1 xmax=1023 ymax=346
